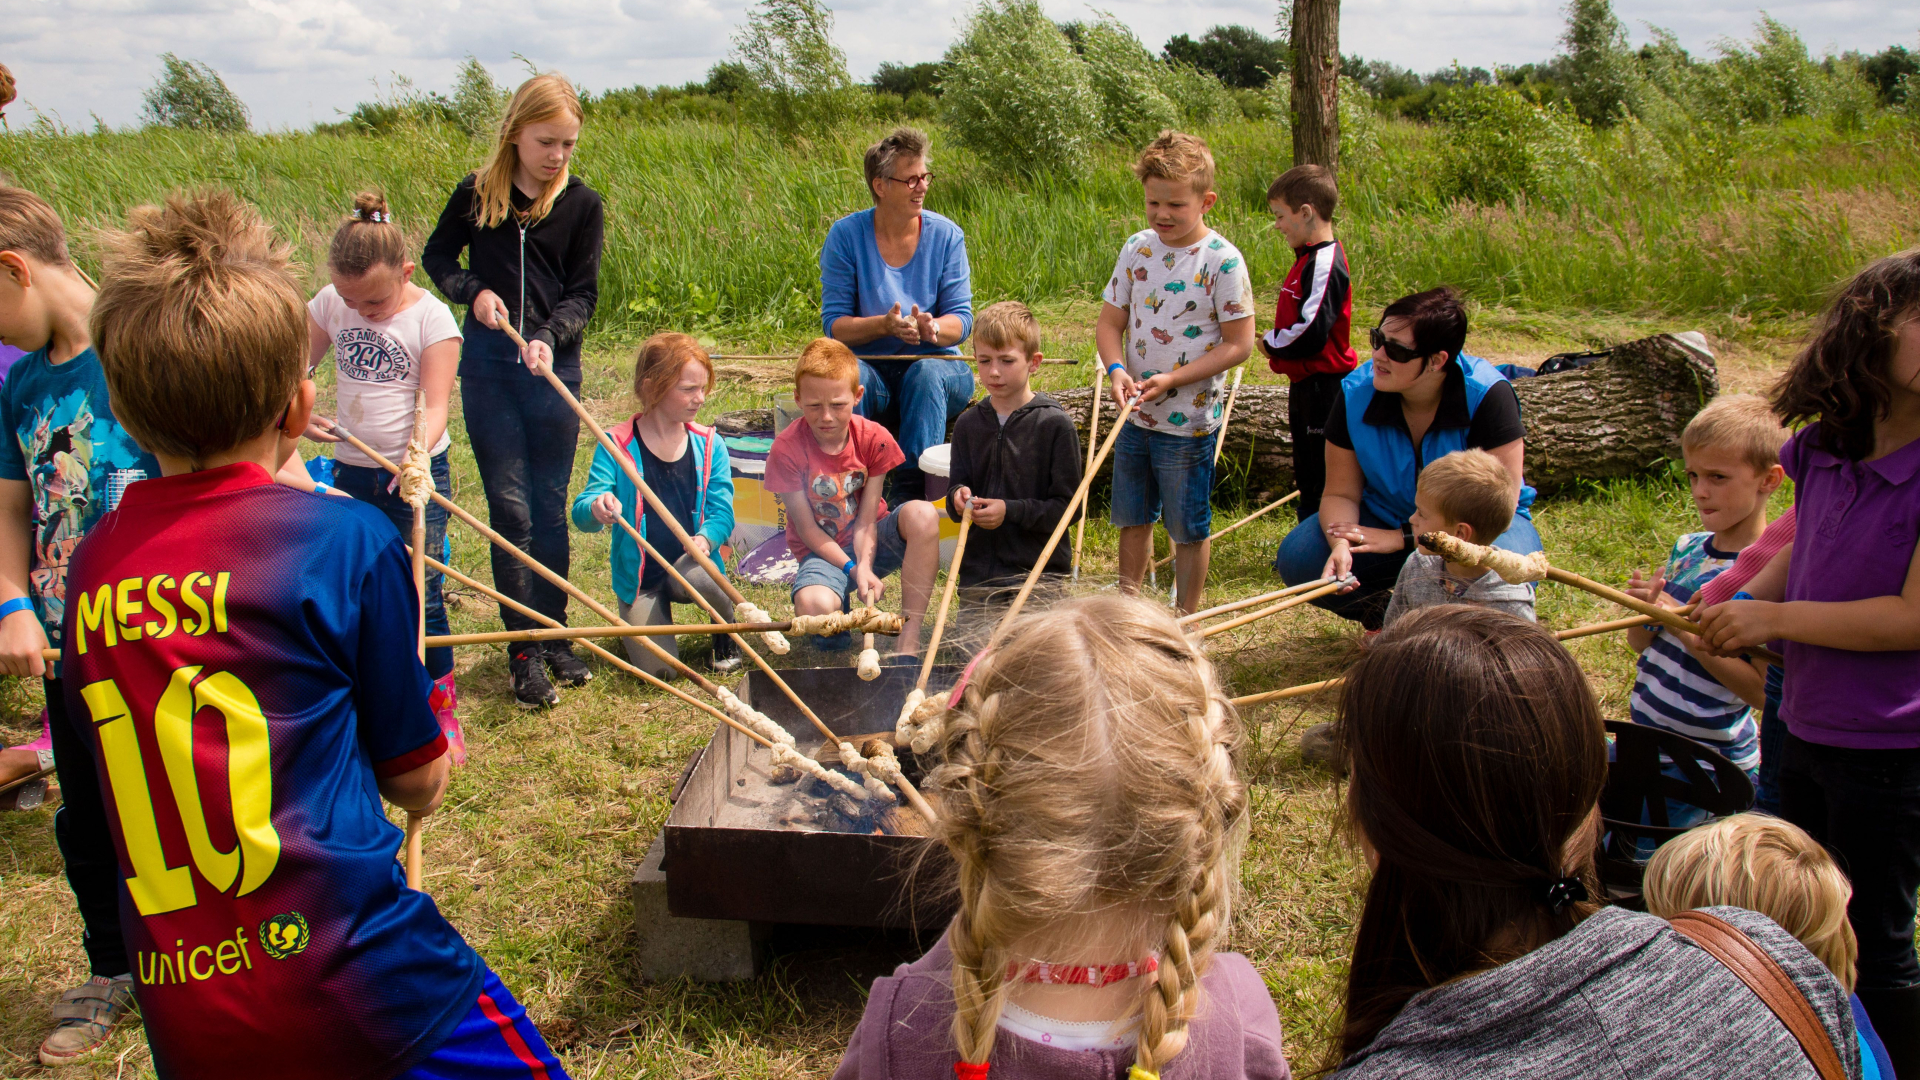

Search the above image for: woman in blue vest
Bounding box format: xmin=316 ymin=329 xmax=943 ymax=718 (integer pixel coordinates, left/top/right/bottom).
xmin=1274 ymin=287 xmax=1542 ymax=627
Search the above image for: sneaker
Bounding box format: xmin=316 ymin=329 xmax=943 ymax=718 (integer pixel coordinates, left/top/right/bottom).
xmin=542 ymin=641 xmax=593 ymax=687
xmin=708 ymin=634 xmax=743 ymax=674
xmin=510 ymin=652 xmax=559 ymax=709
xmin=39 ymin=975 xmax=135 ymax=1066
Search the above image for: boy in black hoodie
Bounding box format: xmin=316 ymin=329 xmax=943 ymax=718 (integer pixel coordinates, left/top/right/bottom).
xmin=946 ymin=302 xmax=1083 ymax=592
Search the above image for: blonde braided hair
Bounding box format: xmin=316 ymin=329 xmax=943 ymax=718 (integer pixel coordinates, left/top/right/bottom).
xmin=927 ymin=594 xmax=1246 ymax=1074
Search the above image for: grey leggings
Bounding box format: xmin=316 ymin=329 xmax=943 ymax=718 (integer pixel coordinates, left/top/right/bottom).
xmin=617 ymin=553 xmax=734 ymax=678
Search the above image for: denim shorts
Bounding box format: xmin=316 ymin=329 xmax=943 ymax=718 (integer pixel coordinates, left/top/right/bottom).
xmin=1110 ymin=421 xmax=1216 ymax=545
xmin=790 ymin=506 xmax=911 ymax=605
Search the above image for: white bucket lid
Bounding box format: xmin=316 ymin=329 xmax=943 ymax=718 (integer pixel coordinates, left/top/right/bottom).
xmin=918 ymin=443 xmax=952 ymax=477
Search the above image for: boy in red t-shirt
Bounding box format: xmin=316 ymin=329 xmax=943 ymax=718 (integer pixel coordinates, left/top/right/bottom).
xmin=765 ymin=337 xmax=941 ymax=657
xmin=1259 ymin=164 xmax=1358 ymax=516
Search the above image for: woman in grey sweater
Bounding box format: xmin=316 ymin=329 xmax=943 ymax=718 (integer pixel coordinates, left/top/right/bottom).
xmin=1327 ymin=606 xmax=1861 ymax=1079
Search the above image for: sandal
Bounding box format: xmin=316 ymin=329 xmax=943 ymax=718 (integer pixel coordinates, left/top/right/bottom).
xmin=0 ymin=747 xmax=55 ymax=812
xmin=39 ymin=975 xmax=136 ymax=1066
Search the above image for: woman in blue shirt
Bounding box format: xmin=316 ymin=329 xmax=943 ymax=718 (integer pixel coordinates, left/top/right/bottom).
xmin=819 ymin=126 xmax=974 ymax=501
xmin=1274 ymin=287 xmax=1542 ymax=628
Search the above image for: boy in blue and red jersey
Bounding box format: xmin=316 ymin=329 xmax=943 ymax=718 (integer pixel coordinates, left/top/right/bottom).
xmin=1259 ymin=165 xmax=1358 ymax=516
xmin=64 ymin=189 xmax=568 ymax=1079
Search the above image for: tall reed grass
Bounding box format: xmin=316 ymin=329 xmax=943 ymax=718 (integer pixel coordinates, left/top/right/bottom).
xmin=3 ymin=112 xmax=1915 ymax=345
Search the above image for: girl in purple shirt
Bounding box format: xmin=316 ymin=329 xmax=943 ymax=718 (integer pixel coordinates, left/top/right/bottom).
xmin=834 ymin=595 xmax=1290 ymax=1080
xmin=1700 ymin=248 xmax=1920 ymax=1076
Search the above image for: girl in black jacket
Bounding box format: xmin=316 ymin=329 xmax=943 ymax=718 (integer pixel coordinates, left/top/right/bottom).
xmin=423 ymin=72 xmax=604 ymax=708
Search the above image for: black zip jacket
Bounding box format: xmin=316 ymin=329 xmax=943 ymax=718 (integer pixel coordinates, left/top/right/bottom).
xmin=422 ymin=173 xmax=604 ymax=381
xmin=945 ymin=393 xmax=1083 ymax=589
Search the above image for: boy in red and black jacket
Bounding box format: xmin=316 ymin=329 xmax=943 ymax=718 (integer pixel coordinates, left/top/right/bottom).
xmin=1259 ymin=165 xmax=1358 ymax=515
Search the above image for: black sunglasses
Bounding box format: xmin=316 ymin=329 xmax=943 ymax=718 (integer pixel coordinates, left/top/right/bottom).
xmin=1369 ymin=325 xmax=1427 ymax=365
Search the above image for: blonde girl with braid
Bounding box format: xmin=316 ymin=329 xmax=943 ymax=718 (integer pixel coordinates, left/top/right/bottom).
xmin=832 ymin=594 xmax=1291 ymax=1080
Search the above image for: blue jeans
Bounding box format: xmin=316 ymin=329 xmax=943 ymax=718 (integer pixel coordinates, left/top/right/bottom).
xmin=462 ymin=374 xmax=582 ymax=651
xmin=334 ymin=451 xmax=454 ymax=680
xmin=1275 ymin=506 xmax=1543 ymax=629
xmin=857 ymin=356 xmax=974 ymax=467
xmin=1110 ymin=422 xmax=1217 ymax=545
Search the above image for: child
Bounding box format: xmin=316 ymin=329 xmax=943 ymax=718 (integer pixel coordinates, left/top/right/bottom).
xmin=302 ymin=192 xmax=467 ymax=747
xmin=422 ymin=72 xmax=603 ymax=708
xmin=766 ymin=337 xmax=941 ymax=655
xmin=1698 ymin=249 xmax=1920 ymax=1073
xmin=1644 ymin=813 xmax=1895 ymax=1080
xmin=1096 ymin=131 xmax=1254 ymax=615
xmin=945 ymin=300 xmax=1083 ymax=594
xmin=833 ymin=595 xmax=1289 ymax=1079
xmin=1259 ymin=164 xmax=1358 ymax=517
xmin=1382 ymin=448 xmax=1534 ymax=627
xmin=572 ymin=332 xmax=738 ymax=677
xmin=1624 ymin=394 xmax=1788 ymax=779
xmin=73 ymin=189 xmax=568 ymax=1079
xmin=0 ymin=183 xmax=158 ymax=1065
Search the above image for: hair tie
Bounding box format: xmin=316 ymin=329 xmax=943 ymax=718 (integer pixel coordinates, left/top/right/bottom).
xmin=349 ymin=208 xmax=392 ymax=224
xmin=954 ymin=1064 xmax=989 ymax=1080
xmin=1539 ymin=876 xmax=1589 ymax=914
xmin=948 ymin=647 xmax=992 ymax=709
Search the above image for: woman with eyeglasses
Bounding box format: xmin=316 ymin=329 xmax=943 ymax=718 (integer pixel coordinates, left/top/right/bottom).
xmin=1272 ymin=286 xmax=1541 ymax=628
xmin=819 ymin=126 xmax=975 ymax=502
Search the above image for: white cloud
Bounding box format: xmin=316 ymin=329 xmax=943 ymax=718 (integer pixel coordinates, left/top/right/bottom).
xmin=3 ymin=0 xmax=1914 ymax=130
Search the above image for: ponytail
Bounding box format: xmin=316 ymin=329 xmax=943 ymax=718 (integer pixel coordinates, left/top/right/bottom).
xmin=327 ymin=191 xmax=408 ymax=277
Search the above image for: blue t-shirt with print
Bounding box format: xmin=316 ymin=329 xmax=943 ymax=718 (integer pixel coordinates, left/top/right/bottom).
xmin=0 ymin=345 xmax=160 ymax=648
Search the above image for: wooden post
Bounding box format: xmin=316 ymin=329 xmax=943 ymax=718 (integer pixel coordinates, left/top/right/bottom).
xmin=1214 ymin=366 xmax=1243 ymax=467
xmin=1290 ymin=0 xmax=1342 ymax=172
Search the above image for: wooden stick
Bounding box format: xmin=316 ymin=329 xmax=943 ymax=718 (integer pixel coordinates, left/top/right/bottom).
xmin=1179 ymin=577 xmax=1335 ymax=625
xmin=327 ymin=421 xmax=728 ymax=698
xmin=0 ymin=763 xmax=56 ymax=798
xmin=409 ymin=390 xmax=428 ymax=664
xmin=917 ymin=506 xmax=972 ymax=694
xmin=1155 ymin=490 xmax=1298 ymax=571
xmin=422 ymin=550 xmax=775 ymax=748
xmin=1213 ymin=366 xmax=1244 ymax=467
xmin=404 ymin=813 xmax=423 ymax=890
xmin=500 ymin=323 xmax=753 ymax=617
xmin=1419 ymin=532 xmax=1783 ymax=664
xmin=985 ymin=398 xmax=1139 ymax=652
xmin=1071 ymin=367 xmax=1101 ymax=581
xmin=1198 ymin=580 xmax=1343 ymax=638
xmin=1226 ymin=603 xmax=1709 ymax=710
xmin=609 ymin=513 xmax=841 ymax=747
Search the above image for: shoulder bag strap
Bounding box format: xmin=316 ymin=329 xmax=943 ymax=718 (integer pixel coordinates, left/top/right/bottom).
xmin=1669 ymin=910 xmax=1848 ymax=1080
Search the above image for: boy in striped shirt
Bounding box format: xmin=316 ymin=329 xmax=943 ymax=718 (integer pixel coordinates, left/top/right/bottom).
xmin=1625 ymin=395 xmax=1788 ymax=780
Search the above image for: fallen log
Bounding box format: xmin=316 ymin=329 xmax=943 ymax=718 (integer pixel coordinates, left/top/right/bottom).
xmin=1042 ymin=333 xmax=1720 ymax=502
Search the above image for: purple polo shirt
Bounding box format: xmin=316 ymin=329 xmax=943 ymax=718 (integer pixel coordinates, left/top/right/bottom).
xmin=1779 ymin=424 xmax=1920 ymax=749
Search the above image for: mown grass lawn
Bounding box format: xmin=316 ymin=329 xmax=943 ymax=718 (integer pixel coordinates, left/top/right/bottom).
xmin=0 ymin=312 xmax=1797 ymax=1077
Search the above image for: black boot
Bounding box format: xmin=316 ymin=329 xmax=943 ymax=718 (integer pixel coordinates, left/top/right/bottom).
xmin=708 ymin=632 xmax=742 ymax=673
xmin=509 ymin=651 xmax=558 ymax=709
xmin=542 ymin=640 xmax=593 ymax=687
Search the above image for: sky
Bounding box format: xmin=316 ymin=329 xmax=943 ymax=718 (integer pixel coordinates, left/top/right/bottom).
xmin=4 ymin=0 xmax=1915 ymax=131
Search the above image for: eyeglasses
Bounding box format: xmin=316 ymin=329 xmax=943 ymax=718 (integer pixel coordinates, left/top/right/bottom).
xmin=885 ymin=172 xmax=935 ymax=190
xmin=1369 ymin=325 xmax=1426 ymax=365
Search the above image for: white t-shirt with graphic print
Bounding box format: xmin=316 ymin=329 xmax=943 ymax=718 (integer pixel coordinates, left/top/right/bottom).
xmin=309 ymin=285 xmax=460 ymax=468
xmin=1101 ymin=227 xmax=1254 ymax=437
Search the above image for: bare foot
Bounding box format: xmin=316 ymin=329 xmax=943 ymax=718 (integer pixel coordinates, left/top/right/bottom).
xmin=0 ymin=746 xmax=43 ymax=788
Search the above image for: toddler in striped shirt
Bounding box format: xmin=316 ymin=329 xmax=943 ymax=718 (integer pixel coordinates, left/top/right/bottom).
xmin=1624 ymin=394 xmax=1788 ymax=780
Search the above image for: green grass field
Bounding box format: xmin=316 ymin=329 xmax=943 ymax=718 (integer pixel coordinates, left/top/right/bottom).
xmin=0 ymin=108 xmax=1903 ymax=1076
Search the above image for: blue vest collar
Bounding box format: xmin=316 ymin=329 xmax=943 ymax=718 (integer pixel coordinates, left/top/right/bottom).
xmin=1360 ymin=358 xmax=1475 ymax=435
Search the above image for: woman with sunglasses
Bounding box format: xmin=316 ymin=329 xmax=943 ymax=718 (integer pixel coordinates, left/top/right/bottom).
xmin=820 ymin=126 xmax=974 ymax=502
xmin=1272 ymin=286 xmax=1541 ymax=628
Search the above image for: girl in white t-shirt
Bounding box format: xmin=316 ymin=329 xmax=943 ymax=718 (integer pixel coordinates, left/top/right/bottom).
xmin=303 ymin=191 xmax=466 ymax=760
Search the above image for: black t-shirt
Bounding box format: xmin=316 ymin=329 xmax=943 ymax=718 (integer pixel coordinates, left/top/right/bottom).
xmin=636 ymin=437 xmax=698 ymax=592
xmin=1324 ymin=366 xmax=1525 ymax=472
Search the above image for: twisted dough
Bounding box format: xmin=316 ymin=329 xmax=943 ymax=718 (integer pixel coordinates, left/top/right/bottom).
xmin=769 ymin=742 xmax=867 ymax=799
xmin=397 ymin=433 xmax=432 ymax=509
xmin=837 ymin=740 xmax=898 ymax=804
xmin=789 ymin=607 xmax=904 ymax=637
xmin=857 ymin=647 xmax=881 ymax=681
xmin=894 ymin=687 xmax=926 ymax=745
xmin=1420 ymin=532 xmax=1551 ymax=584
xmin=900 ymin=691 xmax=948 ymax=755
xmin=732 ymin=601 xmax=790 ymax=655
xmin=717 ymin=687 xmax=794 ymax=748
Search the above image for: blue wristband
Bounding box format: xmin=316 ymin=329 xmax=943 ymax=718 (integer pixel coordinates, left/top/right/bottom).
xmin=843 ymin=559 xmax=858 ymax=578
xmin=0 ymin=596 xmax=34 ymax=622
xmin=1106 ymin=362 xmax=1125 ymax=376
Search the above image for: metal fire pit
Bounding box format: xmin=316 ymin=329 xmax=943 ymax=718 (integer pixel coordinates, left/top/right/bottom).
xmin=661 ymin=664 xmax=959 ymax=930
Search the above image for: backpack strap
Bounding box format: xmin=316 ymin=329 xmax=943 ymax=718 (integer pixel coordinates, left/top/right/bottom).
xmin=1668 ymin=910 xmax=1847 ymax=1080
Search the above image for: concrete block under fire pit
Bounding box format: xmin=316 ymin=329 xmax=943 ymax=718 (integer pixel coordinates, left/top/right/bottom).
xmin=632 ymin=832 xmax=769 ymax=982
